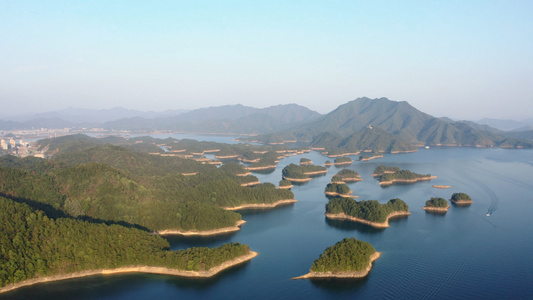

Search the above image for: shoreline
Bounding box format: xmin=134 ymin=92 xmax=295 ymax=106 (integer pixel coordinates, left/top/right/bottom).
xmin=292 ymin=251 xmax=381 ymax=280
xmin=304 ymin=170 xmax=328 ymax=175
xmin=325 ymin=211 xmax=411 ymax=228
xmin=240 ymin=181 xmax=261 ymax=187
xmin=223 ymin=199 xmax=298 ymax=211
xmin=450 ymin=199 xmax=474 ymax=206
xmin=283 ymin=176 xmax=312 ymax=182
xmin=422 ymin=205 xmax=450 ymax=212
xmin=0 ymin=251 xmax=258 ymax=294
xmin=157 ymin=220 xmax=247 ymax=236
xmin=379 ymin=176 xmax=437 ymax=186
xmin=432 ymin=185 xmax=451 ymax=189
xmin=359 ymin=155 xmax=383 ymax=161
xmin=278 ymin=185 xmax=293 ymax=189
xmin=246 ymin=165 xmax=277 ymax=171
xmin=324 ymin=191 xmax=358 ymax=198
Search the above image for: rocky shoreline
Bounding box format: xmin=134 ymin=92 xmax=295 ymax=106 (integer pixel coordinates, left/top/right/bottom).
xmin=422 ymin=205 xmax=450 ymax=212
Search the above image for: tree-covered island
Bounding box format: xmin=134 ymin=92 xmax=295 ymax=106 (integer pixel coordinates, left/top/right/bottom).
xmin=373 ymin=165 xmax=436 ymax=186
xmin=281 ymin=163 xmax=328 ymax=182
xmin=325 ymin=197 xmax=410 ymax=228
xmin=0 ymin=196 xmax=258 ymax=294
xmin=333 ymin=156 xmax=352 ymax=166
xmin=450 ymin=192 xmax=474 ymax=205
xmin=423 ymin=197 xmax=450 ymax=212
xmin=324 ymin=183 xmax=357 ymax=198
xmin=334 ymin=169 xmax=362 ymax=182
xmin=292 ymin=238 xmax=380 ymax=279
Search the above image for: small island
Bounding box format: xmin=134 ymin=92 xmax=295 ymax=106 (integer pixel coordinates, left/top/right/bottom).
xmin=300 ymin=157 xmax=313 ymax=165
xmin=373 ymin=166 xmax=436 ymax=186
xmin=278 ymin=179 xmax=294 ymax=189
xmin=325 ymin=197 xmax=410 ymax=228
xmin=359 ymin=152 xmax=383 ymax=161
xmin=324 ymin=183 xmax=357 ymax=198
xmin=324 ymin=160 xmax=332 ymax=167
xmin=281 ymin=163 xmax=328 ymax=182
xmin=422 ymin=197 xmax=450 ymax=212
xmin=334 ymin=169 xmax=363 ymax=182
xmin=333 ymin=156 xmax=352 ymax=166
xmin=292 ymin=238 xmax=380 ymax=279
xmin=432 ymin=185 xmax=451 ymax=189
xmin=450 ymin=192 xmax=474 ymax=206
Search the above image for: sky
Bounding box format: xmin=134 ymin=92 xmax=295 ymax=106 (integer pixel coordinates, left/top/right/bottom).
xmin=1 ymin=0 xmax=532 ymax=120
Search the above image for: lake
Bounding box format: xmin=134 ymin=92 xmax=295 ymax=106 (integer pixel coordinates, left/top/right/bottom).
xmin=2 ymin=137 xmax=533 ymax=299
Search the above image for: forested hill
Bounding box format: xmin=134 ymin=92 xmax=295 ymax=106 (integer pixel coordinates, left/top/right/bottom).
xmin=0 ymin=139 xmax=294 ymax=232
xmin=245 ymin=97 xmax=533 ymax=149
xmin=0 ymin=196 xmax=252 ymax=289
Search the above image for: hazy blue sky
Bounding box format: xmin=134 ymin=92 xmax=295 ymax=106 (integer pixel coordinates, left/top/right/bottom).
xmin=1 ymin=1 xmax=532 ymax=120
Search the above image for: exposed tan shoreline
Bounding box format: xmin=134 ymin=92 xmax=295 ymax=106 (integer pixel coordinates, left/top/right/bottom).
xmin=292 ymin=251 xmax=381 ymax=280
xmin=422 ymin=205 xmax=450 ymax=212
xmin=359 ymin=155 xmax=383 ymax=161
xmin=240 ymin=181 xmax=261 ymax=187
xmin=223 ymin=199 xmax=298 ymax=211
xmin=304 ymin=170 xmax=328 ymax=175
xmin=324 ymin=191 xmax=359 ymax=198
xmin=450 ymin=199 xmax=474 ymax=206
xmin=157 ymin=220 xmax=247 ymax=236
xmin=432 ymin=185 xmax=451 ymax=189
xmin=379 ymin=176 xmax=437 ymax=186
xmin=278 ymin=184 xmax=293 ymax=189
xmin=0 ymin=251 xmax=258 ymax=294
xmin=325 ymin=211 xmax=411 ymax=228
xmin=282 ymin=176 xmax=312 ymax=182
xmin=246 ymin=165 xmax=277 ymax=171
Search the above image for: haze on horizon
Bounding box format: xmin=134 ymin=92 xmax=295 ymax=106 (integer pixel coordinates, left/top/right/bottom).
xmin=1 ymin=1 xmax=532 ymax=121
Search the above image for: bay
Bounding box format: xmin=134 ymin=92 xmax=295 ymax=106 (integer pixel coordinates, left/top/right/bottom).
xmin=2 ymin=141 xmax=533 ymax=299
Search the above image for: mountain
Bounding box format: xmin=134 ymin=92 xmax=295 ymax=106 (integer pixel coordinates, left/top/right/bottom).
xmin=248 ymin=97 xmax=533 ymax=150
xmin=103 ymin=103 xmax=322 ymax=134
xmin=476 ymin=118 xmax=533 ymax=131
xmin=4 ymin=107 xmax=189 ymax=124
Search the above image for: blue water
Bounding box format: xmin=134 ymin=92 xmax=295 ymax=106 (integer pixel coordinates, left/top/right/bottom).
xmin=3 ymin=146 xmax=533 ymax=299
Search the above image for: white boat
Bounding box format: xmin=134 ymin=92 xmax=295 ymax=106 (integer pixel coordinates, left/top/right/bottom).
xmin=486 ymin=212 xmax=491 ymax=216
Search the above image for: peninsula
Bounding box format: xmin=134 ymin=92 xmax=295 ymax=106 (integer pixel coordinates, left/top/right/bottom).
xmin=1 ymin=251 xmax=258 ymax=294
xmin=292 ymin=238 xmax=380 ymax=280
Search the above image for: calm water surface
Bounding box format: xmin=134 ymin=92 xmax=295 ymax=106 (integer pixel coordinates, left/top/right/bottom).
xmin=3 ymin=143 xmax=533 ymax=299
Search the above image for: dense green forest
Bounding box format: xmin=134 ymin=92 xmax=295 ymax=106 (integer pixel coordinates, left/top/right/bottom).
xmin=0 ymin=196 xmax=252 ymax=289
xmin=300 ymin=158 xmax=312 ymax=164
xmin=0 ymin=148 xmax=293 ymax=231
xmin=326 ymin=197 xmax=409 ymax=223
xmin=380 ymin=169 xmax=432 ymax=183
xmin=325 ymin=183 xmax=351 ymax=195
xmin=334 ymin=169 xmax=361 ymax=181
xmin=310 ymin=238 xmax=376 ymax=273
xmin=425 ymin=197 xmax=448 ymax=208
xmin=282 ymin=163 xmax=327 ymax=179
xmin=373 ymin=165 xmax=401 ymax=175
xmin=451 ymin=193 xmax=472 ymax=202
xmin=333 ymin=157 xmax=352 ymax=164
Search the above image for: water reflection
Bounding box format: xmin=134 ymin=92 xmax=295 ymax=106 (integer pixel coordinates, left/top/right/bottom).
xmin=325 ymin=218 xmax=386 ymax=234
xmin=309 ymin=276 xmax=369 ymax=292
